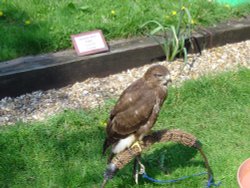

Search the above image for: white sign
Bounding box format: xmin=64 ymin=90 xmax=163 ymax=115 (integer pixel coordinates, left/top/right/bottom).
xmin=71 ymin=30 xmax=109 ymax=56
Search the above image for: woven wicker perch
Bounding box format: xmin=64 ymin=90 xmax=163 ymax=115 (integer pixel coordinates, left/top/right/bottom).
xmin=101 ymin=129 xmax=213 ymax=188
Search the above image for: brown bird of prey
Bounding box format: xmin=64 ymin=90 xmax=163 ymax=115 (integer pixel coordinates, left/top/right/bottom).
xmin=103 ymin=65 xmax=171 ymax=163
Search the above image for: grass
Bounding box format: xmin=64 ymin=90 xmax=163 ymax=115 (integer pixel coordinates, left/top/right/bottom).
xmin=0 ymin=0 xmax=250 ymax=62
xmin=0 ymin=68 xmax=250 ymax=187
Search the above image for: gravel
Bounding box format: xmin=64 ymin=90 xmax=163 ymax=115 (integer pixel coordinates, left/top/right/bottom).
xmin=0 ymin=40 xmax=250 ymax=125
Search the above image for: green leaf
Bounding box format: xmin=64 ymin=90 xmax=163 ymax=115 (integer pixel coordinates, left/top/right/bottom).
xmin=183 ymin=47 xmax=188 ymax=64
xmin=140 ymin=20 xmax=163 ymax=29
xmin=79 ymin=5 xmax=90 ymax=12
xmin=150 ymin=26 xmax=163 ymax=35
xmin=67 ymin=2 xmax=76 ymax=10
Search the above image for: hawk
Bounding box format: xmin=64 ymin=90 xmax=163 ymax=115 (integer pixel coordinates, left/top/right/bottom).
xmin=103 ymin=65 xmax=171 ymax=162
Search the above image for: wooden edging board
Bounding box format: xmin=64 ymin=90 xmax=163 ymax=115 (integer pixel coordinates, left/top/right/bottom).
xmin=0 ymin=16 xmax=250 ymax=99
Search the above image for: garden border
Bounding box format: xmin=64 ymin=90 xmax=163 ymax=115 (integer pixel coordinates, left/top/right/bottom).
xmin=0 ymin=16 xmax=250 ymax=99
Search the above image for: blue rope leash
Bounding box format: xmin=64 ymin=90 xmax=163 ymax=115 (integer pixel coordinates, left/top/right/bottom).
xmin=142 ymin=171 xmax=221 ymax=187
xmin=206 ymin=175 xmax=222 ymax=188
xmin=142 ymin=171 xmax=207 ymax=183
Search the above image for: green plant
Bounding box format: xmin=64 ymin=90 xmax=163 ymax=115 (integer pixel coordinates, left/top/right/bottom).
xmin=141 ymin=0 xmax=193 ymax=62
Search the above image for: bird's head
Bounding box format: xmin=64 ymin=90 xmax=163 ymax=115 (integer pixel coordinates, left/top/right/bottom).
xmin=143 ymin=65 xmax=172 ymax=89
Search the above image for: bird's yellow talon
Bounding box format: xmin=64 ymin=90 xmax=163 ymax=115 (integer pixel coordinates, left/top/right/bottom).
xmin=131 ymin=141 xmax=142 ymax=152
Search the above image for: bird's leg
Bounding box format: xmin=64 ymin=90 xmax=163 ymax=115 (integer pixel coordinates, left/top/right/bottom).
xmin=137 ymin=156 xmax=145 ymax=174
xmin=131 ymin=138 xmax=144 ymax=184
xmin=133 ymin=155 xmax=145 ymax=184
xmin=131 ymin=139 xmax=144 ymax=184
xmin=133 ymin=158 xmax=139 ymax=184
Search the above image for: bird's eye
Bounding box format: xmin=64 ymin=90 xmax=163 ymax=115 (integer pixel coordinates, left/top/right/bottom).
xmin=154 ymin=73 xmax=163 ymax=77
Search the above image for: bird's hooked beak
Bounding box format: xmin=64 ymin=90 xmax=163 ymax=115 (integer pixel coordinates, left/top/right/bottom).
xmin=163 ymin=74 xmax=172 ymax=86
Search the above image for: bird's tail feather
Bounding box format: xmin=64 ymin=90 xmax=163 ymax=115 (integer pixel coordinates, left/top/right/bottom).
xmin=102 ymin=137 xmax=117 ymax=156
xmin=102 ymin=138 xmax=110 ymax=155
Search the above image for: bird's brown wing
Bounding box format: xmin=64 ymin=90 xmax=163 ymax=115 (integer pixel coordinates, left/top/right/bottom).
xmin=106 ymin=79 xmax=156 ymax=137
xmin=109 ymin=79 xmax=145 ymax=118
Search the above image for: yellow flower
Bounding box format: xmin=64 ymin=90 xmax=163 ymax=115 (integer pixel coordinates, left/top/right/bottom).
xmin=111 ymin=10 xmax=116 ymax=16
xmin=172 ymin=11 xmax=177 ymax=16
xmin=191 ymin=19 xmax=196 ymax=25
xmin=181 ymin=6 xmax=186 ymax=10
xmin=0 ymin=11 xmax=3 ymax=17
xmin=99 ymin=121 xmax=107 ymax=127
xmin=25 ymin=20 xmax=31 ymax=25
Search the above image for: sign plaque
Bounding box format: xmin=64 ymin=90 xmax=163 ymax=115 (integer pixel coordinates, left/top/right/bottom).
xmin=71 ymin=30 xmax=109 ymax=56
